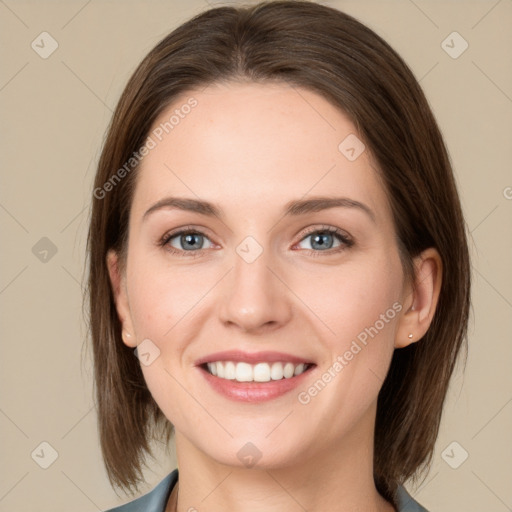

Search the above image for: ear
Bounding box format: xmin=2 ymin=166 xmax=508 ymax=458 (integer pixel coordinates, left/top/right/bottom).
xmin=395 ymin=247 xmax=443 ymax=349
xmin=106 ymin=249 xmax=137 ymax=348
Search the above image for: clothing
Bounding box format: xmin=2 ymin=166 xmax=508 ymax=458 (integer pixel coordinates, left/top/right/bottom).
xmin=104 ymin=468 xmax=429 ymax=512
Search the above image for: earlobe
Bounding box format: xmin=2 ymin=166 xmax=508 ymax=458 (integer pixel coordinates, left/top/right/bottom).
xmin=106 ymin=249 xmax=137 ymax=348
xmin=395 ymin=248 xmax=443 ymax=349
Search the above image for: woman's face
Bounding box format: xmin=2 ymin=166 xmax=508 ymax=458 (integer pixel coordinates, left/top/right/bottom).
xmin=109 ymin=81 xmax=414 ymax=468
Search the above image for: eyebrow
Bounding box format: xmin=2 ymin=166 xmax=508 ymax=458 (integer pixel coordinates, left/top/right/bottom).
xmin=143 ymin=196 xmax=376 ymax=223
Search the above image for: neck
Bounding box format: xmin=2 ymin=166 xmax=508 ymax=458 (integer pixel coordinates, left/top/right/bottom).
xmin=170 ymin=401 xmax=396 ymax=512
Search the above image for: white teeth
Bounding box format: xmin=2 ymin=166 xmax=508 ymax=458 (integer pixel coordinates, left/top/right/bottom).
xmin=270 ymin=362 xmax=283 ymax=380
xmin=283 ymin=362 xmax=295 ymax=378
xmin=205 ymin=361 xmax=309 ymax=382
xmin=294 ymin=363 xmax=305 ymax=376
xmin=235 ymin=362 xmax=253 ymax=382
xmin=253 ymin=363 xmax=270 ymax=382
xmin=224 ymin=361 xmax=236 ymax=380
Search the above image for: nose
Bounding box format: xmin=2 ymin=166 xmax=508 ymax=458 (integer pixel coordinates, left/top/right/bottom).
xmin=218 ymin=243 xmax=293 ymax=334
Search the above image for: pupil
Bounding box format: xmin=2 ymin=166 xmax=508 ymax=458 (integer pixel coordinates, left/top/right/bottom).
xmin=312 ymin=232 xmax=333 ymax=250
xmin=183 ymin=233 xmax=201 ymax=250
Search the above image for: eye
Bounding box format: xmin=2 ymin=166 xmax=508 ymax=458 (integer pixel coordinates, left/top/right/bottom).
xmin=160 ymin=227 xmax=215 ymax=256
xmin=159 ymin=225 xmax=353 ymax=257
xmin=295 ymin=226 xmax=353 ymax=255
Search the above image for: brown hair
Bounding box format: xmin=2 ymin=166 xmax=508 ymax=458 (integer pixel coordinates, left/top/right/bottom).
xmin=84 ymin=0 xmax=470 ymax=503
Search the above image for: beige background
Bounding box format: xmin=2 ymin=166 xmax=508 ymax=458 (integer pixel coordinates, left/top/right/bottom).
xmin=1 ymin=0 xmax=511 ymax=511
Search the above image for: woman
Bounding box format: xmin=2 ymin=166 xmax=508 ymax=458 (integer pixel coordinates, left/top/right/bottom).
xmin=86 ymin=1 xmax=471 ymax=511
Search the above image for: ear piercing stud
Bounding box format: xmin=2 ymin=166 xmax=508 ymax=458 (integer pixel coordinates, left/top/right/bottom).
xmin=408 ymin=333 xmax=413 ymax=339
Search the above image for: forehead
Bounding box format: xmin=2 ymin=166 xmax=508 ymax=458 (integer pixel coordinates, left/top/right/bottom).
xmin=131 ymin=81 xmax=390 ymax=223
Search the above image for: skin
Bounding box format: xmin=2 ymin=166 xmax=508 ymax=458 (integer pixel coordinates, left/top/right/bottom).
xmin=107 ymin=81 xmax=442 ymax=512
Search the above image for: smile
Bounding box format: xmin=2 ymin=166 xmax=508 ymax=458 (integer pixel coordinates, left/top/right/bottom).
xmin=204 ymin=361 xmax=313 ymax=382
xmin=197 ymin=353 xmax=316 ymax=402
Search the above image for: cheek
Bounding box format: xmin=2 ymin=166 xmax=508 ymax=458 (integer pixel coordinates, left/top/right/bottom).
xmin=127 ymin=256 xmax=210 ymax=341
xmin=304 ymin=253 xmax=403 ymax=353
xmin=126 ymin=259 xmax=204 ymax=421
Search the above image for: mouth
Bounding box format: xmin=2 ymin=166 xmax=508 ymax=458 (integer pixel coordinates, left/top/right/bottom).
xmin=200 ymin=360 xmax=315 ymax=383
xmin=195 ymin=350 xmax=317 ymax=402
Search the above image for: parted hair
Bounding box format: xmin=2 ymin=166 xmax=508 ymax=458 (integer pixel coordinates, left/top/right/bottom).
xmin=84 ymin=0 xmax=471 ymax=503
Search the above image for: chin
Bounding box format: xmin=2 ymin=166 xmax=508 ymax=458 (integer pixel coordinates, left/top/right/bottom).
xmin=197 ymin=432 xmax=307 ymax=470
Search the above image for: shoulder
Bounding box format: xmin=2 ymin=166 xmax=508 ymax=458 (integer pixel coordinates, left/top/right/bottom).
xmin=395 ymin=484 xmax=430 ymax=512
xmin=104 ymin=469 xmax=178 ymax=512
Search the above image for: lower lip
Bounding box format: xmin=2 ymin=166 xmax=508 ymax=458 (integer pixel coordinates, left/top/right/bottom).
xmin=198 ymin=365 xmax=315 ymax=403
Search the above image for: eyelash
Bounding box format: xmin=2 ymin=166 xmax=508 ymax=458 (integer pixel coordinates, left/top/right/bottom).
xmin=158 ymin=225 xmax=354 ymax=258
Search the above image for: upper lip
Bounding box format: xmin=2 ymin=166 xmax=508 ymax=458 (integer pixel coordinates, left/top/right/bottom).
xmin=195 ymin=350 xmax=315 ymax=366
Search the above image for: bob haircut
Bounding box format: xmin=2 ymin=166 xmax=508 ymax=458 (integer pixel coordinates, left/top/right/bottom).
xmin=85 ymin=0 xmax=471 ymax=503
